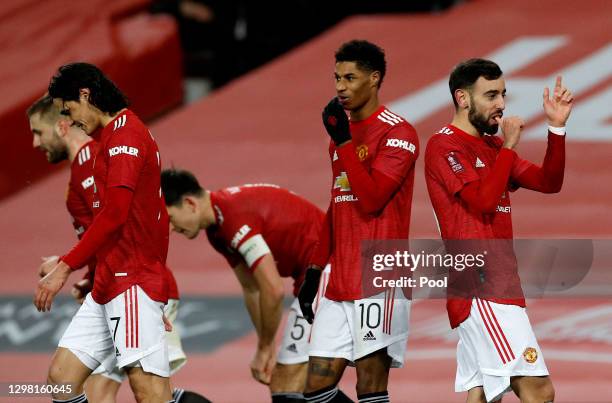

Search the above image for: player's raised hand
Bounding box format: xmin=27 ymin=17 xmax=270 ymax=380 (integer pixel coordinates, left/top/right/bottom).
xmin=544 ymin=75 xmax=573 ymax=127
xmin=38 ymin=255 xmax=59 ymax=278
xmin=298 ymin=266 xmax=322 ymax=324
xmin=496 ymin=116 xmax=524 ymax=150
xmin=34 ymin=261 xmax=71 ymax=312
xmin=322 ymin=97 xmax=351 ymax=146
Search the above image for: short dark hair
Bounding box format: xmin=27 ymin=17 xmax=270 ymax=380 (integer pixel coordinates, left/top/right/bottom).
xmin=449 ymin=58 xmax=503 ymax=108
xmin=48 ymin=62 xmax=129 ymax=114
xmin=161 ymin=168 xmax=205 ymax=206
xmin=335 ymin=40 xmax=386 ymax=87
xmin=26 ymin=94 xmax=61 ymax=121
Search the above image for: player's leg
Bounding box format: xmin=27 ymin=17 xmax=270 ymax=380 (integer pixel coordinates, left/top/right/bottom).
xmin=165 ymin=299 xmax=211 ymax=403
xmin=272 ymin=298 xmax=312 ymax=401
xmin=510 ymin=376 xmax=554 ymax=403
xmin=466 ymin=387 xmax=503 ymax=403
xmin=47 ymin=347 xmax=94 ymax=400
xmin=270 ymin=363 xmax=307 ymax=402
xmin=51 ymin=293 xmax=116 ymax=401
xmin=304 ymin=297 xmax=354 ymax=402
xmin=352 ymin=289 xmax=411 ymax=402
xmin=354 ymin=348 xmax=391 ymax=400
xmin=106 ymin=285 xmax=172 ymax=402
xmin=83 ymin=366 xmax=123 ymax=403
xmin=125 ymin=367 xmax=172 ymax=402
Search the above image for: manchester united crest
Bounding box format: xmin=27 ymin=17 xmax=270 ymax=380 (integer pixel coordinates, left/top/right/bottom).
xmin=523 ymin=347 xmax=538 ymax=363
xmin=356 ymin=144 xmax=368 ymax=161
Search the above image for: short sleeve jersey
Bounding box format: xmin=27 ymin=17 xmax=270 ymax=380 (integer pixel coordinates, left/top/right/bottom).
xmin=326 ymin=106 xmax=419 ymax=301
xmin=425 ymin=125 xmax=533 ymax=328
xmin=90 ymin=110 xmax=170 ymax=304
xmin=205 ymin=185 xmax=324 ymax=296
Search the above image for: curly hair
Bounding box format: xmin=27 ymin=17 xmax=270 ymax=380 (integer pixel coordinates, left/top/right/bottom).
xmin=48 ymin=62 xmax=129 ymax=114
xmin=335 ymin=40 xmax=387 ymax=87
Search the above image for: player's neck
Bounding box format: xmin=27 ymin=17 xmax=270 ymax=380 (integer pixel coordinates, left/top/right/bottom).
xmin=349 ymin=95 xmax=379 ymax=122
xmin=200 ymin=191 xmax=216 ymax=228
xmin=451 ymin=114 xmax=481 ymax=138
xmin=100 ymin=108 xmax=128 ymax=127
xmin=66 ymin=135 xmax=92 ymax=163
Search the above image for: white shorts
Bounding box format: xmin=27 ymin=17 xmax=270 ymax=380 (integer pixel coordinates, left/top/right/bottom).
xmin=277 ymin=265 xmax=331 ymax=365
xmin=90 ymin=298 xmax=187 ymax=382
xmin=59 ymin=285 xmax=170 ymax=378
xmin=309 ymin=288 xmax=411 ymax=368
xmin=455 ymin=298 xmax=549 ymax=402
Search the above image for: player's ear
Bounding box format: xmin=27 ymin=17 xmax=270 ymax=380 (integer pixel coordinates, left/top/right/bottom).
xmin=184 ymin=196 xmax=197 ymax=212
xmin=370 ymin=71 xmax=381 ymax=88
xmin=56 ymin=118 xmax=70 ymax=137
xmin=79 ymin=88 xmax=91 ymax=102
xmin=455 ymin=89 xmax=469 ymax=110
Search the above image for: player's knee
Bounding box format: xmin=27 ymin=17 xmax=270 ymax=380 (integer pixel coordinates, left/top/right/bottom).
xmin=537 ymin=380 xmax=555 ymax=401
xmin=47 ymin=362 xmax=66 ymax=385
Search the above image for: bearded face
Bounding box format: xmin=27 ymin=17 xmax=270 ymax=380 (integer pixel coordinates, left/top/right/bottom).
xmin=468 ymin=97 xmax=502 ymax=135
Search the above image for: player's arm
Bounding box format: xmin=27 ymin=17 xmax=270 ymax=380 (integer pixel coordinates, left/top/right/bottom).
xmin=233 ymin=262 xmax=262 ymax=337
xmin=66 ymin=183 xmax=97 ymax=288
xmin=458 ymin=117 xmax=522 ymax=213
xmin=511 ymin=130 xmax=565 ymax=193
xmin=298 ymin=202 xmax=331 ymax=323
xmin=336 ymin=143 xmax=408 ymax=214
xmin=251 ymin=253 xmax=284 ymax=351
xmin=61 ymin=186 xmax=133 ymax=270
xmin=34 ymin=186 xmax=133 ymax=312
xmin=322 ymin=97 xmax=419 ymax=215
xmin=511 ymin=76 xmax=572 ymax=193
xmin=249 ymin=253 xmax=283 ymax=384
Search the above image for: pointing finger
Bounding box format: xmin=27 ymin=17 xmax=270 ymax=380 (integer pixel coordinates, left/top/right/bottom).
xmin=555 ymin=75 xmax=562 ymax=90
xmin=543 ymin=87 xmax=550 ymax=101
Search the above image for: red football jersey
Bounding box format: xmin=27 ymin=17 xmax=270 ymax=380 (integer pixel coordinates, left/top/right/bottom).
xmin=425 ymin=124 xmax=534 ymax=328
xmin=67 ymin=141 xmax=98 ymax=282
xmin=326 ymin=106 xmax=419 ymax=301
xmin=90 ymin=110 xmax=170 ymax=304
xmin=206 ymin=184 xmax=324 ymax=296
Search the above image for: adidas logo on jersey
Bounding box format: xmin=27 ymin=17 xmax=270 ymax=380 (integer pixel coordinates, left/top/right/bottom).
xmin=377 ymin=109 xmax=403 ymax=126
xmin=363 ymin=331 xmax=376 ymax=341
xmin=286 ymin=343 xmax=298 ymax=353
xmin=77 ymin=145 xmax=91 ymax=165
xmin=475 ymin=157 xmax=486 ymax=168
xmin=333 ymin=150 xmax=338 ymax=161
xmin=113 ymin=115 xmax=127 ymax=131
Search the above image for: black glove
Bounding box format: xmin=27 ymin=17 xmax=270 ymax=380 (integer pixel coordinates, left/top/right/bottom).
xmin=322 ymin=97 xmax=351 ymax=145
xmin=298 ymin=266 xmax=322 ymax=324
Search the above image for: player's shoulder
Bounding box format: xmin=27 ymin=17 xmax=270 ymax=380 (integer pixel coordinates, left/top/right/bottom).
xmin=109 ymin=109 xmax=149 ymax=140
xmin=375 ymin=107 xmax=415 ymax=132
xmin=74 ymin=141 xmax=97 ymax=168
xmin=376 ymin=107 xmax=418 ymax=148
xmin=427 ymin=126 xmax=462 ymax=149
